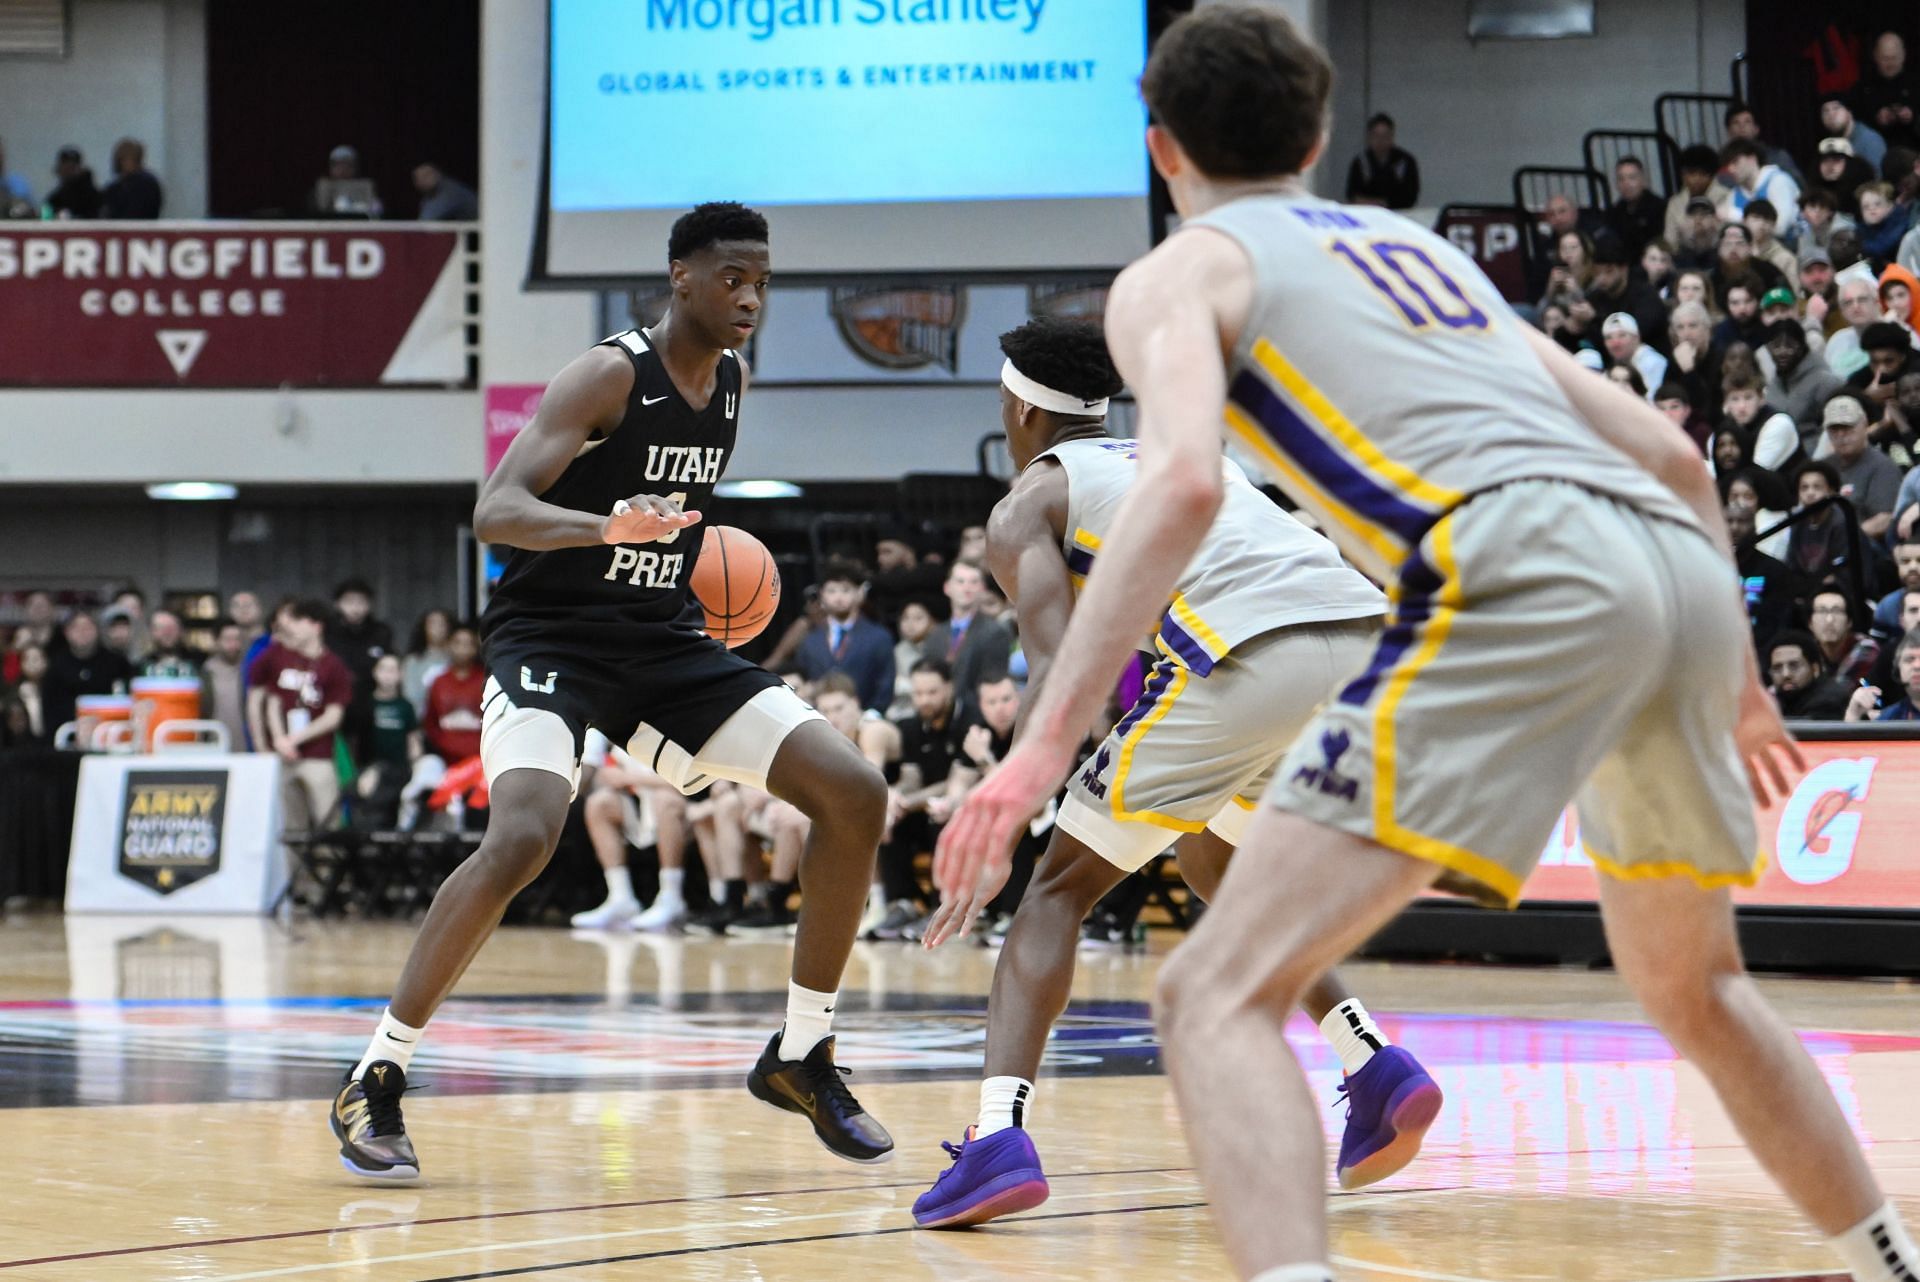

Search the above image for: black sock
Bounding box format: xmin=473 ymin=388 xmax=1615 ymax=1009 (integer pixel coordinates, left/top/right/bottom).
xmin=769 ymin=879 xmax=796 ymax=910
xmin=724 ymin=878 xmax=747 ymax=911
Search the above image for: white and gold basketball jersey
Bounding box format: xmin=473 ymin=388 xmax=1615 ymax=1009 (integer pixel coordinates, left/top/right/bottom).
xmin=1185 ymin=192 xmax=1696 ymax=585
xmin=1034 ymin=436 xmax=1383 ymax=674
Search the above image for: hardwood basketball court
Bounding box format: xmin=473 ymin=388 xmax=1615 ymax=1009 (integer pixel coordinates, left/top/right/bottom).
xmin=1 ymin=916 xmax=1914 ymax=1280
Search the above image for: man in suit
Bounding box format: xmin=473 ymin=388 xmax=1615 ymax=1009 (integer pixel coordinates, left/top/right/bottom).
xmin=931 ymin=558 xmax=1012 ymax=718
xmin=793 ymin=559 xmax=896 ymax=714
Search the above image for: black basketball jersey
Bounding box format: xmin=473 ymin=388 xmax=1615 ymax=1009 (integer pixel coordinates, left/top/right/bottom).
xmin=482 ymin=328 xmax=743 ymax=637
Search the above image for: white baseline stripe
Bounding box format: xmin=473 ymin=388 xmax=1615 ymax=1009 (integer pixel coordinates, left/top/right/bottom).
xmin=204 ymin=1180 xmax=1203 ymax=1281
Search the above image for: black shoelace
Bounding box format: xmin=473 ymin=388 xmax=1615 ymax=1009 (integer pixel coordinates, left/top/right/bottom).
xmin=363 ymin=1079 xmax=420 ymax=1137
xmin=803 ymin=1059 xmax=863 ymax=1116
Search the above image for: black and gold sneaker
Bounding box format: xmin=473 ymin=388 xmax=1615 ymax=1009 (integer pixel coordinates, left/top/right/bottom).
xmin=329 ymin=1060 xmax=420 ymax=1182
xmin=746 ymin=1032 xmax=894 ymax=1164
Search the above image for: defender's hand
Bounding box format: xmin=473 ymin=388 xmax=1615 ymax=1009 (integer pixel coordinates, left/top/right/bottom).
xmin=921 ymin=860 xmax=1011 ymax=948
xmin=602 ymin=495 xmax=701 ymax=545
xmin=1737 ymin=674 xmax=1806 ymax=807
xmin=934 ymin=735 xmax=1075 ymax=904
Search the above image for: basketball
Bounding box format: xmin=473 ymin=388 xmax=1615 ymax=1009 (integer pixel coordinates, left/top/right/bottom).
xmin=691 ymin=524 xmax=781 ymax=648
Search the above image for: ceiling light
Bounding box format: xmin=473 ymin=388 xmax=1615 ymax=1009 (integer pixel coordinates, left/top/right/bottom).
xmin=714 ymin=480 xmax=802 ymax=500
xmin=146 ymin=482 xmax=238 ymax=501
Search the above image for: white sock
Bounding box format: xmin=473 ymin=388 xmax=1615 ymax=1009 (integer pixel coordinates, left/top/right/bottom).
xmin=656 ymin=866 xmax=684 ymax=905
xmin=354 ymin=1007 xmax=424 ymax=1079
xmin=779 ymin=981 xmax=837 ymax=1060
xmin=1319 ymin=998 xmax=1390 ymax=1075
xmin=976 ymin=1075 xmax=1034 ymax=1137
xmin=1250 ymin=1266 xmax=1335 ymax=1282
xmin=1830 ymin=1202 xmax=1920 ymax=1281
xmin=603 ymin=864 xmax=636 ymax=905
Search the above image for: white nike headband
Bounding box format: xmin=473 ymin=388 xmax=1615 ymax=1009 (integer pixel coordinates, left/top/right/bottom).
xmin=1001 ymin=360 xmax=1110 ymax=417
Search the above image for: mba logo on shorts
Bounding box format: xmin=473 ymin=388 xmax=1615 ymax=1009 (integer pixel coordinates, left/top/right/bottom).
xmin=1291 ymin=729 xmax=1360 ymax=803
xmin=1079 ymin=745 xmax=1112 ymax=801
xmin=520 ymin=667 xmax=557 ymax=695
xmin=829 ymin=286 xmax=964 ymax=372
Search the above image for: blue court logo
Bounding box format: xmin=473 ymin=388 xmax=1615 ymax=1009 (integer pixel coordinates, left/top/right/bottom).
xmin=1290 ymin=729 xmax=1359 ymax=803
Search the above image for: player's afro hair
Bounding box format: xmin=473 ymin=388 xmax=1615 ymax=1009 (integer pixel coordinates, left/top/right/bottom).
xmin=998 ymin=316 xmax=1125 ymax=407
xmin=667 ymin=201 xmax=769 ymax=263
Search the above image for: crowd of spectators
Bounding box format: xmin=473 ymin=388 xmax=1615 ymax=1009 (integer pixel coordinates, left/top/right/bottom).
xmin=1526 ymin=29 xmax=1920 ymax=726
xmin=0 ymin=135 xmax=476 ymax=222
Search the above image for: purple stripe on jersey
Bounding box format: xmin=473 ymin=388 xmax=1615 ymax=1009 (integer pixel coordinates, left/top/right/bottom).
xmin=1336 ymin=545 xmax=1445 ymax=707
xmin=1156 ymin=613 xmax=1217 ymax=676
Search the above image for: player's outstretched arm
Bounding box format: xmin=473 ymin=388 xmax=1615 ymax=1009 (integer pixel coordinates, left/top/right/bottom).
xmin=983 ymin=462 xmax=1074 ymax=730
xmin=934 ymin=233 xmax=1243 ymax=904
xmin=474 ymin=347 xmax=699 ymax=550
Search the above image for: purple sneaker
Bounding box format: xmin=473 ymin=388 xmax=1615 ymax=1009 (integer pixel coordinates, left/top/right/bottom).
xmin=1334 ymin=1046 xmax=1443 ymax=1190
xmin=912 ymin=1126 xmax=1050 ymax=1229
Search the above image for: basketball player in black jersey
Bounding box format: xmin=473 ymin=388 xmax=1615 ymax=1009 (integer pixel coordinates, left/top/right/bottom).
xmin=329 ymin=203 xmax=895 ymax=1178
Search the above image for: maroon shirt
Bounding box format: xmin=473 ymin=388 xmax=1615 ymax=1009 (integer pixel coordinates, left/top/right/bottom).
xmin=247 ymin=642 xmax=353 ymax=761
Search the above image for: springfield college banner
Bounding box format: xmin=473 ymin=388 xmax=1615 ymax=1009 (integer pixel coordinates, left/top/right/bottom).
xmin=0 ymin=223 xmax=468 ymax=387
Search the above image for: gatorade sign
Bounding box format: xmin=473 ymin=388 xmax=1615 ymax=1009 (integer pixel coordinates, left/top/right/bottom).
xmin=1518 ymin=740 xmax=1920 ymax=909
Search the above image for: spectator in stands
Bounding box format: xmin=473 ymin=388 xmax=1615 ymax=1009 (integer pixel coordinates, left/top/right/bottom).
xmin=1799 ymin=247 xmax=1840 ymax=332
xmin=1666 ymin=146 xmax=1730 ymax=250
xmin=1809 ymin=587 xmax=1881 ymax=683
xmin=412 ymin=162 xmax=477 ymax=221
xmin=1830 ymin=226 xmax=1868 ymax=273
xmin=793 ymin=558 xmax=896 ymax=715
xmin=311 ymin=144 xmax=381 ymax=216
xmin=1724 ymin=103 xmax=1803 ymax=186
xmin=1528 ymin=193 xmax=1591 ymax=297
xmin=1848 ymin=323 xmax=1918 ymax=424
xmin=888 ymin=598 xmax=942 ymax=718
xmin=1714 ymin=277 xmax=1768 ymax=349
xmin=1763 ymin=318 xmax=1841 ymax=446
xmin=1856 ymin=32 xmax=1918 ymax=150
xmin=1602 ymin=313 xmax=1665 ymax=396
xmin=1742 ymin=201 xmax=1798 ymax=289
xmin=0 ymin=137 xmax=27 ymax=204
xmin=1672 ymin=268 xmax=1717 ymax=317
xmin=8 ymin=591 xmax=57 ymax=668
xmin=1344 ymin=113 xmax=1418 ymax=210
xmin=1727 ymin=471 xmax=1792 ymax=560
xmin=1881 ymin=262 xmax=1920 ymax=332
xmin=931 ymin=559 xmax=1011 ymax=718
xmin=1873 ymin=537 xmax=1920 ymax=632
xmin=1794 ymin=189 xmax=1855 ymax=261
xmin=248 ymin=600 xmax=352 ymax=832
xmin=1827 ymin=269 xmax=1885 ymax=377
xmin=400 ymin=608 xmax=452 ymax=713
xmin=141 ymin=609 xmax=205 ymax=677
xmin=1672 ymin=197 xmax=1722 ymax=273
xmin=1857 ymin=182 xmax=1908 ymax=269
xmin=1823 ymin=96 xmax=1888 ymax=174
xmin=1765 ymin=630 xmax=1852 ymax=719
xmin=1720 ymin=373 xmax=1802 ymax=474
xmin=43 ymin=145 xmax=99 ymax=220
xmin=1722 ymin=139 xmax=1801 ymax=235
xmin=1815 ymin=139 xmax=1876 ymax=219
xmin=956 ymin=524 xmax=988 ymax=563
xmin=363 ymin=653 xmax=423 ymax=784
xmin=872 ymin=658 xmax=965 ymax=938
xmin=1847 ymin=627 xmax=1920 ymax=721
xmin=1878 ymin=369 xmax=1920 ymax=465
xmin=1713 ymin=226 xmax=1785 ymax=308
xmin=5 ymin=643 xmax=50 ymax=745
xmin=1587 ymin=238 xmax=1666 ymax=347
xmin=101 ymin=138 xmax=161 ymax=219
xmin=1785 ymin=460 xmax=1854 ymax=593
xmin=1640 ymin=239 xmax=1675 ymax=298
xmin=98 ymin=605 xmax=138 ymax=665
xmin=201 ymin=618 xmax=249 ymax=750
xmin=1727 ymin=502 xmax=1795 ymax=653
xmin=1654 ymin=381 xmax=1701 ymax=443
xmin=109 ymin=587 xmax=148 ymax=656
xmin=227 ymin=591 xmax=265 ymax=646
xmin=868 ymin=528 xmax=939 ymax=623
xmin=1822 ymin=393 xmax=1902 ymax=542
xmin=1605 ymin=364 xmax=1648 ymax=399
xmin=1551 ymin=229 xmax=1595 ymax=292
xmin=326 ymin=576 xmax=392 ymax=740
xmin=422 ymin=623 xmax=484 ymax=764
xmin=1605 ymin=156 xmax=1664 ymax=258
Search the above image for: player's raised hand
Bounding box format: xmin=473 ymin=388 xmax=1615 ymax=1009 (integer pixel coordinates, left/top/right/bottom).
xmin=602 ymin=495 xmax=702 ymax=545
xmin=1735 ymin=672 xmax=1806 ymax=807
xmin=934 ymin=736 xmax=1075 ymax=905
